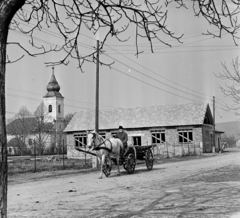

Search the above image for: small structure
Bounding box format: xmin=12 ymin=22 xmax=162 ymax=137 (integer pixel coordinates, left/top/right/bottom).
xmin=65 ymin=102 xmax=222 ymax=158
xmin=215 ymin=129 xmax=225 ymax=152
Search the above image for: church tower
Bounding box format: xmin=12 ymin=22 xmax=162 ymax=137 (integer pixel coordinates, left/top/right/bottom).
xmin=43 ymin=67 xmax=64 ymax=123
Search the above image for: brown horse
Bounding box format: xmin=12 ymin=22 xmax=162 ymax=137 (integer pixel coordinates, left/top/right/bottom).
xmin=87 ymin=131 xmax=123 ymax=179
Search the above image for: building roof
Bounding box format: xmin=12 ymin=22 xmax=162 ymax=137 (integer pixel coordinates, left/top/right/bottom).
xmin=43 ymin=67 xmax=63 ymax=98
xmin=64 ymin=102 xmax=213 ymax=132
xmin=215 ymin=129 xmax=225 ymax=134
xmin=7 ymin=117 xmax=54 ymax=135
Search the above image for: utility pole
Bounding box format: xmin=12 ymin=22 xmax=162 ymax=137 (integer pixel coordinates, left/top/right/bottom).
xmin=213 ymin=96 xmax=216 ymax=153
xmin=93 ymin=40 xmax=100 ymax=169
xmin=95 ymin=40 xmax=99 ymax=133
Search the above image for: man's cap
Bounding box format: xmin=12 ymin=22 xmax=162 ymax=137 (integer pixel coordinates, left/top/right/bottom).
xmin=119 ymin=126 xmax=123 ymax=129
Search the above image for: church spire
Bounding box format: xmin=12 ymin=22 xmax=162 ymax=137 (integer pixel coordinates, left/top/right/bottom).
xmin=44 ymin=67 xmax=63 ymax=98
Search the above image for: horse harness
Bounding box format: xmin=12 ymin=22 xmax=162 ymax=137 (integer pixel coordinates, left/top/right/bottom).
xmin=93 ymin=135 xmax=113 ymax=153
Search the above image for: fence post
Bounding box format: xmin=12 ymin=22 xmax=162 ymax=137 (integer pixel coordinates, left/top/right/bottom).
xmin=173 ymin=142 xmax=175 ymax=157
xmin=85 ymin=145 xmax=86 ymax=165
xmin=193 ymin=142 xmax=196 ymax=156
xmin=166 ymin=143 xmax=168 ymax=158
xmin=62 ymin=139 xmax=65 ymax=170
xmin=34 ymin=139 xmax=36 ymax=173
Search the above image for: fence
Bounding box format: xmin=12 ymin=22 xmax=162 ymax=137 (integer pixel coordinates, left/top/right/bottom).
xmin=152 ymin=141 xmax=203 ymax=160
xmin=8 ymin=153 xmax=92 ymax=175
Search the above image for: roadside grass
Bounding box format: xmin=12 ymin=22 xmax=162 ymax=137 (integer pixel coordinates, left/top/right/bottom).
xmin=8 ymin=151 xmax=221 ymax=176
xmin=8 ymin=150 xmax=233 ymax=184
xmin=8 ymin=158 xmax=92 ymax=175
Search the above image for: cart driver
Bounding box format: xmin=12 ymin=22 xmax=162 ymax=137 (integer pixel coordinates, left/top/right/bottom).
xmin=116 ymin=126 xmax=128 ymax=155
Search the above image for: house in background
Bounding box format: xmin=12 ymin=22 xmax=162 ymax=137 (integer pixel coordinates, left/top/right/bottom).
xmin=64 ymin=102 xmax=223 ymax=159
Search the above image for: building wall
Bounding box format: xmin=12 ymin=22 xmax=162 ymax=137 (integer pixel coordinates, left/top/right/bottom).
xmin=43 ymin=97 xmax=64 ymax=123
xmin=215 ymin=132 xmax=222 ymax=152
xmin=67 ymin=126 xmax=205 ymax=159
xmin=67 ymin=134 xmax=92 ymax=159
xmin=152 ymin=127 xmax=203 ymax=157
xmin=202 ymin=125 xmax=214 ymax=153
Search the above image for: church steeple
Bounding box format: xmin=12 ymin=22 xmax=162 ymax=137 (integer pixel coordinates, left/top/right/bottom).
xmin=43 ymin=67 xmax=64 ymax=122
xmin=44 ymin=67 xmax=63 ymax=98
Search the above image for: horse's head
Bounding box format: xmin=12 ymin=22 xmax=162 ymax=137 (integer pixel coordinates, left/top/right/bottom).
xmin=87 ymin=131 xmax=96 ymax=149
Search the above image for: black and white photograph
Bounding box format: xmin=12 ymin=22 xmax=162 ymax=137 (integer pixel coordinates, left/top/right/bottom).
xmin=1 ymin=1 xmax=240 ymax=217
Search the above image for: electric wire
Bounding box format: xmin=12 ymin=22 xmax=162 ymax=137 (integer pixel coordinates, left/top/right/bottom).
xmin=8 ymin=18 xmax=236 ymax=114
xmin=9 ymin=28 xmax=233 ymax=111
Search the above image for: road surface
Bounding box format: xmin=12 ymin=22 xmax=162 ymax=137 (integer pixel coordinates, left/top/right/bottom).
xmin=8 ymin=149 xmax=240 ymax=217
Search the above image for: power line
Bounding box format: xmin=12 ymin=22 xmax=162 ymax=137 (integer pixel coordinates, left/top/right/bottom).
xmin=6 ymin=92 xmax=92 ymax=111
xmin=105 ymin=47 xmax=239 ymax=55
xmin=6 ymin=87 xmax=117 ymax=109
xmin=103 ymin=53 xmax=212 ymax=101
xmin=11 ymin=17 xmax=234 ymax=102
xmin=9 ymin=19 xmax=234 ymax=108
xmin=9 ymin=29 xmax=214 ymax=106
xmin=111 ymin=66 xmax=200 ymax=103
xmin=104 ymin=45 xmax=213 ymax=99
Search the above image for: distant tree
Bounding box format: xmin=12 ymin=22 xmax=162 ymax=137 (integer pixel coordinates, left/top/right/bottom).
xmin=215 ymin=56 xmax=240 ymax=114
xmin=52 ymin=113 xmax=74 ymax=155
xmin=222 ymin=135 xmax=236 ymax=147
xmin=33 ymin=102 xmax=53 ymax=155
xmin=1 ymin=0 xmax=240 ymax=216
xmin=7 ymin=106 xmax=33 ymax=155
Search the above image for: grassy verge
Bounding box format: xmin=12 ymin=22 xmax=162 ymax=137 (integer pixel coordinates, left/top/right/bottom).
xmin=8 ymin=157 xmax=92 ymax=175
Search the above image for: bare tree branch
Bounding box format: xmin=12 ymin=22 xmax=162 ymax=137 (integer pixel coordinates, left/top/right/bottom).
xmin=7 ymin=0 xmax=240 ymax=69
xmin=215 ymin=56 xmax=240 ymax=112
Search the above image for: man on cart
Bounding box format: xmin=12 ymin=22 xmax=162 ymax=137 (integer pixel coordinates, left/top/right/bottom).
xmin=116 ymin=126 xmax=128 ymax=156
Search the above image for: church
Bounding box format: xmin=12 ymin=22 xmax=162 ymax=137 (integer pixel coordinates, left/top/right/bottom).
xmin=7 ymin=68 xmax=67 ymax=155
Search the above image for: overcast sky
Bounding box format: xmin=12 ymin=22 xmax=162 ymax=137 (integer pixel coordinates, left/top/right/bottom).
xmin=5 ymin=2 xmax=240 ymax=124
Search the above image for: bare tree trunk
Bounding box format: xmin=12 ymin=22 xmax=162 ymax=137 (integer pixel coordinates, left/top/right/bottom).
xmin=0 ymin=1 xmax=25 ymax=216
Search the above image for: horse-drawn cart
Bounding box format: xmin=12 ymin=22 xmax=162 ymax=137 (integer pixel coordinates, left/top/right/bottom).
xmin=76 ymin=144 xmax=154 ymax=177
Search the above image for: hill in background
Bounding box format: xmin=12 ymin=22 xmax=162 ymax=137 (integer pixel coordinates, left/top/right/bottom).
xmin=216 ymin=121 xmax=240 ymax=140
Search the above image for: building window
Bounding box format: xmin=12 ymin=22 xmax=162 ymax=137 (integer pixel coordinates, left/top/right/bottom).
xmin=151 ymin=130 xmax=165 ymax=144
xmin=99 ymin=132 xmax=106 ymax=139
xmin=178 ymin=129 xmax=193 ymax=143
xmin=49 ymin=105 xmax=52 ymax=113
xmin=111 ymin=131 xmax=118 ymax=138
xmin=133 ymin=136 xmax=142 ymax=146
xmin=29 ymin=138 xmax=33 ymax=145
xmin=75 ymin=134 xmax=87 ymax=147
xmin=58 ymin=105 xmax=61 ymax=113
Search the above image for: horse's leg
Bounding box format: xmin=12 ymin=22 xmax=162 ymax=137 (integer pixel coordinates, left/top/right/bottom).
xmin=99 ymin=154 xmax=105 ymax=179
xmin=116 ymin=150 xmax=121 ymax=176
xmin=97 ymin=156 xmax=102 ymax=179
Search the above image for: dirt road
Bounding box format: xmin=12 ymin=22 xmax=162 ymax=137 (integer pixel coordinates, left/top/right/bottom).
xmin=8 ymin=149 xmax=240 ymax=218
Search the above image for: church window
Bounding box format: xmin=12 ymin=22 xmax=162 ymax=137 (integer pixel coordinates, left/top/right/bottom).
xmin=58 ymin=105 xmax=61 ymax=113
xmin=49 ymin=105 xmax=52 ymax=113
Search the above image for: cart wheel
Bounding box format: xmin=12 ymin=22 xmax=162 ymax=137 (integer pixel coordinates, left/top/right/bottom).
xmin=103 ymin=156 xmax=112 ymax=177
xmin=123 ymin=162 xmax=127 ymax=171
xmin=126 ymin=153 xmax=135 ymax=174
xmin=145 ymin=149 xmax=154 ymax=170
